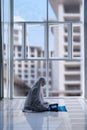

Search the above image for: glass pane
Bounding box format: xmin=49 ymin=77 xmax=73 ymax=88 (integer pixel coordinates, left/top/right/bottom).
xmin=48 ymin=0 xmax=57 ymax=21
xmin=48 ymin=0 xmax=82 ymax=22
xmin=26 ymin=24 xmax=45 ymax=58
xmin=48 ymin=61 xmax=83 ymax=97
xmin=3 ymin=0 xmax=9 ymax=98
xmin=3 ymin=61 xmax=8 ymax=98
xmin=13 ymin=23 xmax=23 ymax=59
xmin=13 ymin=24 xmax=45 ymax=59
xmin=3 ymin=24 xmax=9 ymax=98
xmin=14 ymin=0 xmax=47 ymax=22
xmin=49 ymin=24 xmax=69 ymax=58
xmin=4 ymin=0 xmax=9 ymax=22
xmin=13 ymin=60 xmax=47 ymax=97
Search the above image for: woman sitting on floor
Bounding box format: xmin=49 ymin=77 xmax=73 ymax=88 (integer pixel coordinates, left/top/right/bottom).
xmin=23 ymin=77 xmax=50 ymax=112
xmin=23 ymin=77 xmax=67 ymax=112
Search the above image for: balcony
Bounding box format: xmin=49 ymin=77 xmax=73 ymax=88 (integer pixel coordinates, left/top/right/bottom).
xmin=49 ymin=90 xmax=82 ymax=97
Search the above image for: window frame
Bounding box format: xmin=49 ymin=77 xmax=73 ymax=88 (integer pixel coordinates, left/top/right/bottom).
xmin=2 ymin=0 xmax=85 ymax=99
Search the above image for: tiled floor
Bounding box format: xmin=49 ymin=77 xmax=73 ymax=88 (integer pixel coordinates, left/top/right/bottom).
xmin=0 ymin=98 xmax=87 ymax=130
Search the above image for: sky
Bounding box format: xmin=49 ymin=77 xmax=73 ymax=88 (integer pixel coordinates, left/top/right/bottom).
xmin=14 ymin=0 xmax=56 ymax=21
xmin=4 ymin=0 xmax=56 ymax=50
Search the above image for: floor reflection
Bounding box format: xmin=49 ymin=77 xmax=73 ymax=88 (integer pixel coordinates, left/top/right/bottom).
xmin=0 ymin=99 xmax=87 ymax=130
xmin=24 ymin=112 xmax=59 ymax=130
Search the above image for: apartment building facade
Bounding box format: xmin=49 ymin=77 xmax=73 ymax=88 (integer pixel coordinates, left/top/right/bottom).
xmin=50 ymin=0 xmax=84 ymax=96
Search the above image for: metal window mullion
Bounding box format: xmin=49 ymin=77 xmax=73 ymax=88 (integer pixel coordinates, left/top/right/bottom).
xmin=14 ymin=58 xmax=81 ymax=61
xmin=2 ymin=0 xmax=4 ymax=99
xmin=68 ymin=23 xmax=73 ymax=59
xmin=14 ymin=21 xmax=47 ymax=24
xmin=44 ymin=23 xmax=49 ymax=98
xmin=22 ymin=23 xmax=26 ymax=59
xmin=14 ymin=21 xmax=82 ymax=25
xmin=9 ymin=21 xmax=14 ymax=98
xmin=8 ymin=0 xmax=14 ymax=99
xmin=46 ymin=0 xmax=49 ymax=98
xmin=14 ymin=58 xmax=48 ymax=61
xmin=0 ymin=0 xmax=3 ymax=99
xmin=84 ymin=0 xmax=87 ymax=98
xmin=44 ymin=0 xmax=49 ymax=98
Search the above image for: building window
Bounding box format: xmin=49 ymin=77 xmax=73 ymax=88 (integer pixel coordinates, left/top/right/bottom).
xmin=73 ymin=54 xmax=80 ymax=57
xmin=18 ymin=74 xmax=21 ymax=78
xmin=18 ymin=53 xmax=21 ymax=57
xmin=26 ymin=46 xmax=28 ymax=52
xmin=49 ymin=62 xmax=52 ymax=69
xmin=31 ymin=65 xmax=34 ymax=68
xmin=64 ymin=17 xmax=80 ymax=22
xmin=31 ymin=70 xmax=34 ymax=73
xmin=64 ymin=26 xmax=68 ymax=33
xmin=31 ymin=47 xmax=34 ymax=52
xmin=14 ymin=29 xmax=19 ymax=35
xmin=4 ymin=44 xmax=6 ymax=50
xmin=73 ymin=46 xmax=80 ymax=52
xmin=31 ymin=75 xmax=34 ymax=78
xmin=49 ymin=81 xmax=52 ymax=85
xmin=73 ymin=36 xmax=80 ymax=42
xmin=49 ymin=71 xmax=52 ymax=77
xmin=25 ymin=75 xmax=28 ymax=78
xmin=64 ymin=36 xmax=68 ymax=42
xmin=18 ymin=46 xmax=21 ymax=51
xmin=65 ymin=75 xmax=80 ymax=81
xmin=25 ymin=64 xmax=28 ymax=68
xmin=73 ymin=26 xmax=80 ymax=33
xmin=18 ymin=64 xmax=22 ymax=68
xmin=65 ymin=84 xmax=80 ymax=90
xmin=31 ymin=54 xmax=34 ymax=57
xmin=64 ymin=46 xmax=68 ymax=52
xmin=64 ymin=4 xmax=80 ymax=13
xmin=65 ymin=65 xmax=80 ymax=71
xmin=37 ymin=50 xmax=41 ymax=57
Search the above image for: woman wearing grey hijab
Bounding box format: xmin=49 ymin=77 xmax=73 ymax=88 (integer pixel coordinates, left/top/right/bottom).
xmin=23 ymin=77 xmax=49 ymax=112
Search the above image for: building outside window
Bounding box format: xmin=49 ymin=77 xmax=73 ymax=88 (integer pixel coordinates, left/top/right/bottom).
xmin=3 ymin=0 xmax=84 ymax=98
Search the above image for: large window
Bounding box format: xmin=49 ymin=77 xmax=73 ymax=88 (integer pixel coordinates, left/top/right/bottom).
xmin=3 ymin=0 xmax=84 ymax=98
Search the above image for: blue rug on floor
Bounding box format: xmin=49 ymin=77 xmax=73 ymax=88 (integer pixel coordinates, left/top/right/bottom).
xmin=58 ymin=106 xmax=67 ymax=112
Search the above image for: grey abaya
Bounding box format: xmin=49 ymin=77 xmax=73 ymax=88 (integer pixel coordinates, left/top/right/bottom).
xmin=23 ymin=77 xmax=49 ymax=112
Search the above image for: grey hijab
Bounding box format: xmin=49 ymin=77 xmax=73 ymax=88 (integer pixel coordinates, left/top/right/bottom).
xmin=23 ymin=77 xmax=49 ymax=112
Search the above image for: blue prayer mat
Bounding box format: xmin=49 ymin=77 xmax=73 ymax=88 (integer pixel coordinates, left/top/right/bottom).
xmin=48 ymin=104 xmax=67 ymax=112
xmin=58 ymin=106 xmax=67 ymax=112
